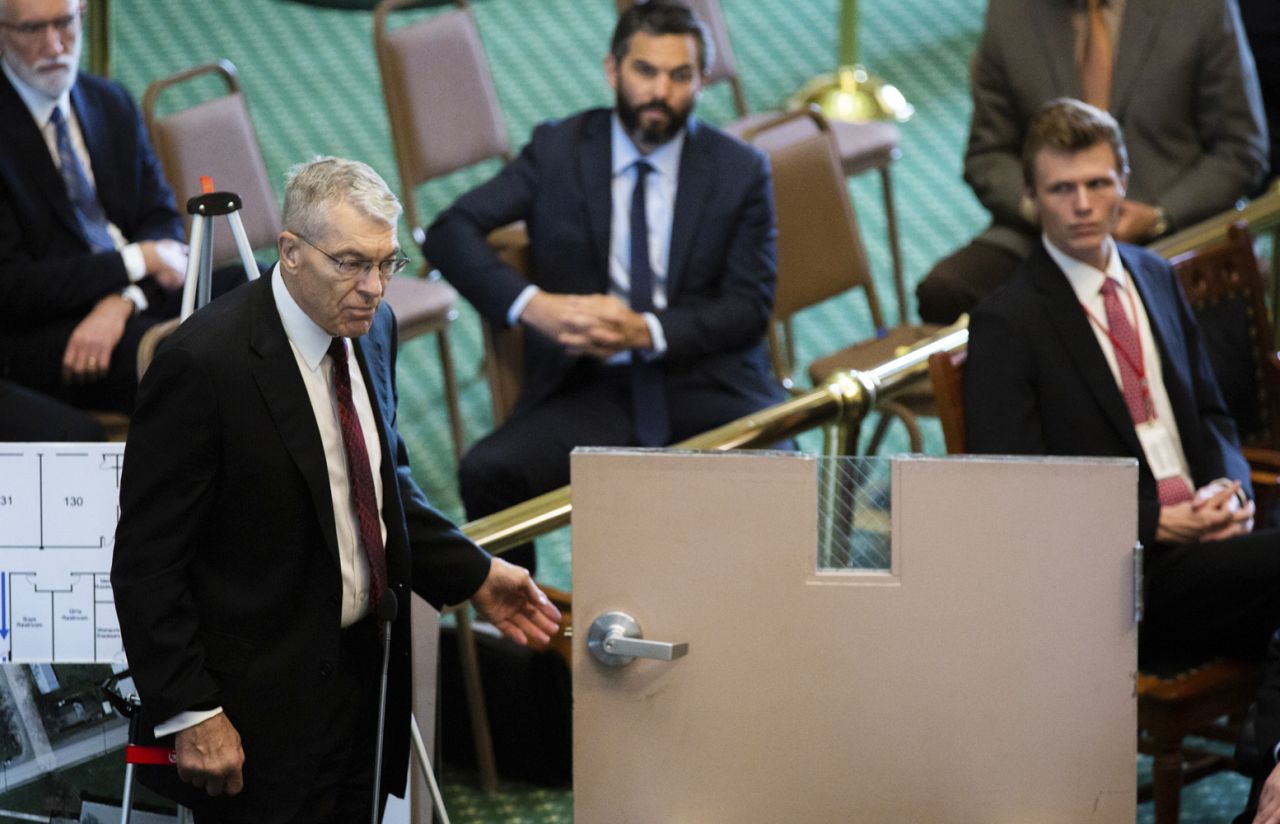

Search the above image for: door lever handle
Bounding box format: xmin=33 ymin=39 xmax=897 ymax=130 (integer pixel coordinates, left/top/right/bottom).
xmin=587 ymin=611 xmax=689 ymax=667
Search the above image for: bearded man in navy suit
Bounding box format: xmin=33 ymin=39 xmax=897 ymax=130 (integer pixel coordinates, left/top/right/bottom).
xmin=424 ymin=0 xmax=786 ymax=572
xmin=966 ymin=98 xmax=1280 ymax=670
xmin=0 ymin=0 xmax=191 ymax=417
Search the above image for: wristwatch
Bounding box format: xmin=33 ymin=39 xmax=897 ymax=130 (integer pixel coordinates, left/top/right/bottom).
xmin=1152 ymin=206 xmax=1169 ymax=238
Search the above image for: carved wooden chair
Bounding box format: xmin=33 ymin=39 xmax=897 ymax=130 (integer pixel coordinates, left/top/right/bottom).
xmin=1170 ymin=222 xmax=1280 ymax=515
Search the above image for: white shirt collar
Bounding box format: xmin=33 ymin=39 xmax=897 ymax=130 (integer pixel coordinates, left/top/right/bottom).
xmin=610 ymin=113 xmax=685 ymax=180
xmin=1042 ymin=233 xmax=1128 ymax=303
xmin=271 ymin=264 xmax=335 ymax=370
xmin=2 ymin=57 xmax=70 ymax=129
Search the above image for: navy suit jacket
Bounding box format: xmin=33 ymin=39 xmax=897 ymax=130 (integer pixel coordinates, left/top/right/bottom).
xmin=0 ymin=70 xmax=182 ymax=332
xmin=111 ymin=273 xmax=491 ymax=816
xmin=423 ymin=108 xmax=781 ymax=413
xmin=965 ymin=241 xmax=1251 ymax=547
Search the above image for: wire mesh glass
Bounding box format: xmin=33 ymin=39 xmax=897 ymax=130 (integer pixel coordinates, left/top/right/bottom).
xmin=816 ymin=457 xmax=892 ymax=572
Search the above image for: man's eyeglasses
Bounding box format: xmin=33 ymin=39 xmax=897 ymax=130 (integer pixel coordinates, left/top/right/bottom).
xmin=0 ymin=6 xmax=82 ymax=38
xmin=295 ymin=234 xmax=410 ymax=279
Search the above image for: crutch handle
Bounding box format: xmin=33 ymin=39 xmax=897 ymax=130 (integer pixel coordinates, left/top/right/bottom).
xmin=125 ymin=745 xmax=177 ymax=766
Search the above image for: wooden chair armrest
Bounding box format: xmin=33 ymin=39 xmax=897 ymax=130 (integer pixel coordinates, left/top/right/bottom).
xmin=1244 ymin=445 xmax=1280 ymax=483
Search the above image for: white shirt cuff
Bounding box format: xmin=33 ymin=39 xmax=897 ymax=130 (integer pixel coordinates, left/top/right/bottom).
xmin=508 ymin=284 xmax=540 ymax=327
xmin=641 ymin=312 xmax=666 ymax=357
xmin=121 ymin=243 xmax=146 ymax=282
xmin=122 ymin=284 xmax=148 ymax=313
xmin=154 ymin=706 xmax=224 ymax=738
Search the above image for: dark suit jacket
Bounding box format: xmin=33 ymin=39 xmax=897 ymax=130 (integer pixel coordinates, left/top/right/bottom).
xmin=111 ymin=273 xmax=491 ymax=817
xmin=0 ymin=70 xmax=182 ymax=331
xmin=423 ymin=108 xmax=781 ymax=414
xmin=966 ymin=0 xmax=1269 ymax=256
xmin=965 ymin=241 xmax=1251 ymax=548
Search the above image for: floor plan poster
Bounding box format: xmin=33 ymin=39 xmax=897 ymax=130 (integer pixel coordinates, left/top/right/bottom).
xmin=0 ymin=444 xmax=126 ymax=664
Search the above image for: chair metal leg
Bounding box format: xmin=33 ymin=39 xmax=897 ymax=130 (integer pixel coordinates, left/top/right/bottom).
xmin=878 ymin=165 xmax=908 ymax=326
xmin=435 ymin=328 xmax=466 ymax=464
xmin=864 ymin=402 xmax=923 ymax=454
xmin=864 ymin=412 xmax=895 ymax=455
xmin=455 ymin=609 xmax=498 ymax=794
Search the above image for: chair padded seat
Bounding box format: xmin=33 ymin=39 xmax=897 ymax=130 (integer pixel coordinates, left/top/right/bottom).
xmin=384 ymin=276 xmax=458 ymax=341
xmin=724 ymin=112 xmax=901 ymax=175
xmin=829 ymin=119 xmax=902 ymax=175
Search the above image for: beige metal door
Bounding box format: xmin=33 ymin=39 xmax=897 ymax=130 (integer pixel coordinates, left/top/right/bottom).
xmin=571 ymin=451 xmax=1138 ymax=823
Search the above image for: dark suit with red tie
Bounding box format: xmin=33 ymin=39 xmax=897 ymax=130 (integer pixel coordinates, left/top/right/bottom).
xmin=111 ymin=271 xmax=492 ymax=820
xmin=965 ymin=240 xmax=1280 ymax=669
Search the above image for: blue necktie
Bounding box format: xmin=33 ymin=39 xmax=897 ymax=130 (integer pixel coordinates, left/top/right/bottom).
xmin=49 ymin=107 xmax=115 ymax=253
xmin=629 ymin=160 xmax=670 ymax=447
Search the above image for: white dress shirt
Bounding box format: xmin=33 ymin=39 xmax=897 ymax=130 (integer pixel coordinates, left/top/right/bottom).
xmin=155 ymin=266 xmax=386 ymax=737
xmin=506 ymin=114 xmax=684 ymax=359
xmin=1045 ymin=234 xmax=1195 ymax=492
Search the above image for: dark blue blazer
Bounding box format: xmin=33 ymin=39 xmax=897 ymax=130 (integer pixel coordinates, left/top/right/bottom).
xmin=965 ymin=241 xmax=1251 ymax=547
xmin=112 ymin=273 xmax=491 ymax=816
xmin=423 ymin=107 xmax=782 ymax=413
xmin=0 ymin=70 xmax=182 ymax=330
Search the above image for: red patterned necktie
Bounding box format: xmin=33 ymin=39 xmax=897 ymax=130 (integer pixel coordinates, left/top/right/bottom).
xmin=328 ymin=337 xmax=388 ymax=614
xmin=1099 ymin=279 xmax=1193 ymax=505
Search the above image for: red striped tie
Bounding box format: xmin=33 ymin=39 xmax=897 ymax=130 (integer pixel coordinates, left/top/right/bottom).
xmin=328 ymin=337 xmax=388 ymax=614
xmin=1099 ymin=279 xmax=1193 ymax=505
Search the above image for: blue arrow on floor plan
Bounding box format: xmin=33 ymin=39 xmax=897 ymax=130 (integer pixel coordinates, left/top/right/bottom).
xmin=1 ymin=572 xmax=9 ymax=639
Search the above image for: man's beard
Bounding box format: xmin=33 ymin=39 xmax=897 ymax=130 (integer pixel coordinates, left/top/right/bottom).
xmin=617 ymin=91 xmax=691 ymax=151
xmin=4 ymin=53 xmax=78 ymax=99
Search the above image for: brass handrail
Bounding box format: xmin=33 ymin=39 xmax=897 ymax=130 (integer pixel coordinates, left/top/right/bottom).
xmin=457 ymin=183 xmax=1280 ymax=557
xmin=461 ymin=318 xmax=970 ymax=555
xmin=1150 ymin=179 xmax=1280 ymax=258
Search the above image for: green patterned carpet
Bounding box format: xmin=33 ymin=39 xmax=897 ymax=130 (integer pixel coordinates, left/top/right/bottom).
xmin=36 ymin=0 xmax=1243 ymax=821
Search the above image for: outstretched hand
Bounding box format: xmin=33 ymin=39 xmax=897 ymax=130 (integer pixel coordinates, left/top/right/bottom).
xmin=471 ymin=557 xmax=563 ymax=646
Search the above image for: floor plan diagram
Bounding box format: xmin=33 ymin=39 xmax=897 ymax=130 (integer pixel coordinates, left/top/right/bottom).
xmin=0 ymin=444 xmax=126 ymax=664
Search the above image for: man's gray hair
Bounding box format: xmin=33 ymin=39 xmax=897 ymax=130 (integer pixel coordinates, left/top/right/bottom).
xmin=281 ymin=156 xmax=402 ymax=240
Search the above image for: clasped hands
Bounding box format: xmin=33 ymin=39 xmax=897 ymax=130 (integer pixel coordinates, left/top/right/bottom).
xmin=521 ymin=291 xmax=652 ymax=359
xmin=1155 ymin=479 xmax=1255 ymax=544
xmin=62 ymin=239 xmax=189 ymax=384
